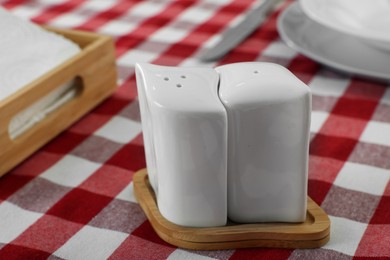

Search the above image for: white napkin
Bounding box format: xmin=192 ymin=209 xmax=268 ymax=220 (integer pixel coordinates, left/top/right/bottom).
xmin=0 ymin=7 xmax=81 ymax=138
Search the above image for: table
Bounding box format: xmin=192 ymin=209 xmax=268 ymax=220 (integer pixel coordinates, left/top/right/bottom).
xmin=0 ymin=0 xmax=389 ymax=259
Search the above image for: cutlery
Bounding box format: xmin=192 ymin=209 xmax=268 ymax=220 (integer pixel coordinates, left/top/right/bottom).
xmin=199 ymin=0 xmax=281 ymax=61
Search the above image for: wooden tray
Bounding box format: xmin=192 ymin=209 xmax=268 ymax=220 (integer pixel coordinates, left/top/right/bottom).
xmin=134 ymin=169 xmax=331 ymax=250
xmin=0 ymin=27 xmax=117 ymax=177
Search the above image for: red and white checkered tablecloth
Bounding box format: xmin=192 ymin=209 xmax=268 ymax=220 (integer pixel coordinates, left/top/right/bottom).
xmin=0 ymin=0 xmax=389 ymax=259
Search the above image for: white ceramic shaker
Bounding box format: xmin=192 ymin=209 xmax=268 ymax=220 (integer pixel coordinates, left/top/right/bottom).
xmin=135 ymin=63 xmax=228 ymax=227
xmin=216 ymin=62 xmax=311 ymax=223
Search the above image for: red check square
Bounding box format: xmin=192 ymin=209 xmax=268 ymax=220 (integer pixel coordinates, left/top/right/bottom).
xmin=47 ymin=188 xmax=112 ymax=224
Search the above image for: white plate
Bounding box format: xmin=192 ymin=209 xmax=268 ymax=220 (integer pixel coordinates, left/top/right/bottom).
xmin=299 ymin=0 xmax=390 ymax=50
xmin=277 ymin=3 xmax=390 ymax=82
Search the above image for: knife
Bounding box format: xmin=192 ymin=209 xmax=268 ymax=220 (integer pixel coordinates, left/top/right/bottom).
xmin=199 ymin=0 xmax=281 ymax=61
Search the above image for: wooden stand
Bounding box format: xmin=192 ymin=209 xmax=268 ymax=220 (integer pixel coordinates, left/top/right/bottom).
xmin=0 ymin=27 xmax=117 ymax=177
xmin=134 ymin=169 xmax=330 ymax=250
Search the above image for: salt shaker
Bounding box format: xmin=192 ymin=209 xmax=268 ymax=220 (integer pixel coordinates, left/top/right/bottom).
xmin=136 ymin=63 xmax=228 ymax=227
xmin=216 ymin=62 xmax=311 ymax=223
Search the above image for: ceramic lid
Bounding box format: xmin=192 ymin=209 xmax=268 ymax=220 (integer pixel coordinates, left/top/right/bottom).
xmin=216 ymin=62 xmax=310 ymax=106
xmin=136 ymin=63 xmax=224 ymax=113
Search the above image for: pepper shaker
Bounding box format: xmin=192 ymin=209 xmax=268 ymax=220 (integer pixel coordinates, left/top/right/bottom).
xmin=216 ymin=62 xmax=311 ymax=223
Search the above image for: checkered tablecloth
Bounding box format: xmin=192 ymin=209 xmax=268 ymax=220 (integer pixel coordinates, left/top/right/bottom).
xmin=0 ymin=0 xmax=389 ymax=259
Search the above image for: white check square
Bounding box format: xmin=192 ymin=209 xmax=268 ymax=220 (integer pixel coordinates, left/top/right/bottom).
xmin=180 ymin=2 xmax=221 ymax=24
xmin=12 ymin=6 xmax=44 ymax=19
xmin=54 ymin=225 xmax=128 ymax=259
xmin=40 ymin=155 xmax=101 ymax=187
xmin=323 ymin=215 xmax=368 ymax=256
xmin=95 ymin=115 xmax=142 ymax=144
xmin=116 ymin=181 xmax=137 ymax=203
xmin=0 ymin=202 xmax=42 ymax=243
xmin=310 ymin=111 xmax=329 ymax=133
xmin=118 ymin=50 xmax=157 ymax=67
xmin=381 ymin=87 xmax=390 ymax=105
xmin=309 ymin=73 xmax=350 ymax=97
xmin=49 ymin=14 xmax=88 ymax=28
xmin=263 ymin=40 xmax=296 ymax=59
xmin=99 ymin=21 xmax=138 ymax=37
xmin=168 ymin=249 xmax=214 ymax=260
xmin=130 ymin=1 xmax=166 ymax=16
xmin=151 ymin=27 xmax=187 ymax=44
xmin=335 ymin=162 xmax=390 ymax=196
xmin=79 ymin=0 xmax=117 ymax=10
xmin=360 ymin=121 xmax=390 ymax=147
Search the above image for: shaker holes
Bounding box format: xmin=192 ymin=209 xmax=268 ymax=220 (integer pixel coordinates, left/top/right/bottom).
xmin=254 ymin=70 xmax=259 ymax=74
xmin=181 ymin=75 xmax=186 ymax=79
xmin=176 ymin=84 xmax=182 ymax=88
xmin=164 ymin=77 xmax=169 ymax=81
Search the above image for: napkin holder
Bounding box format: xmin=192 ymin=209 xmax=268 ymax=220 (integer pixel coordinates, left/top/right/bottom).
xmin=0 ymin=27 xmax=117 ymax=177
